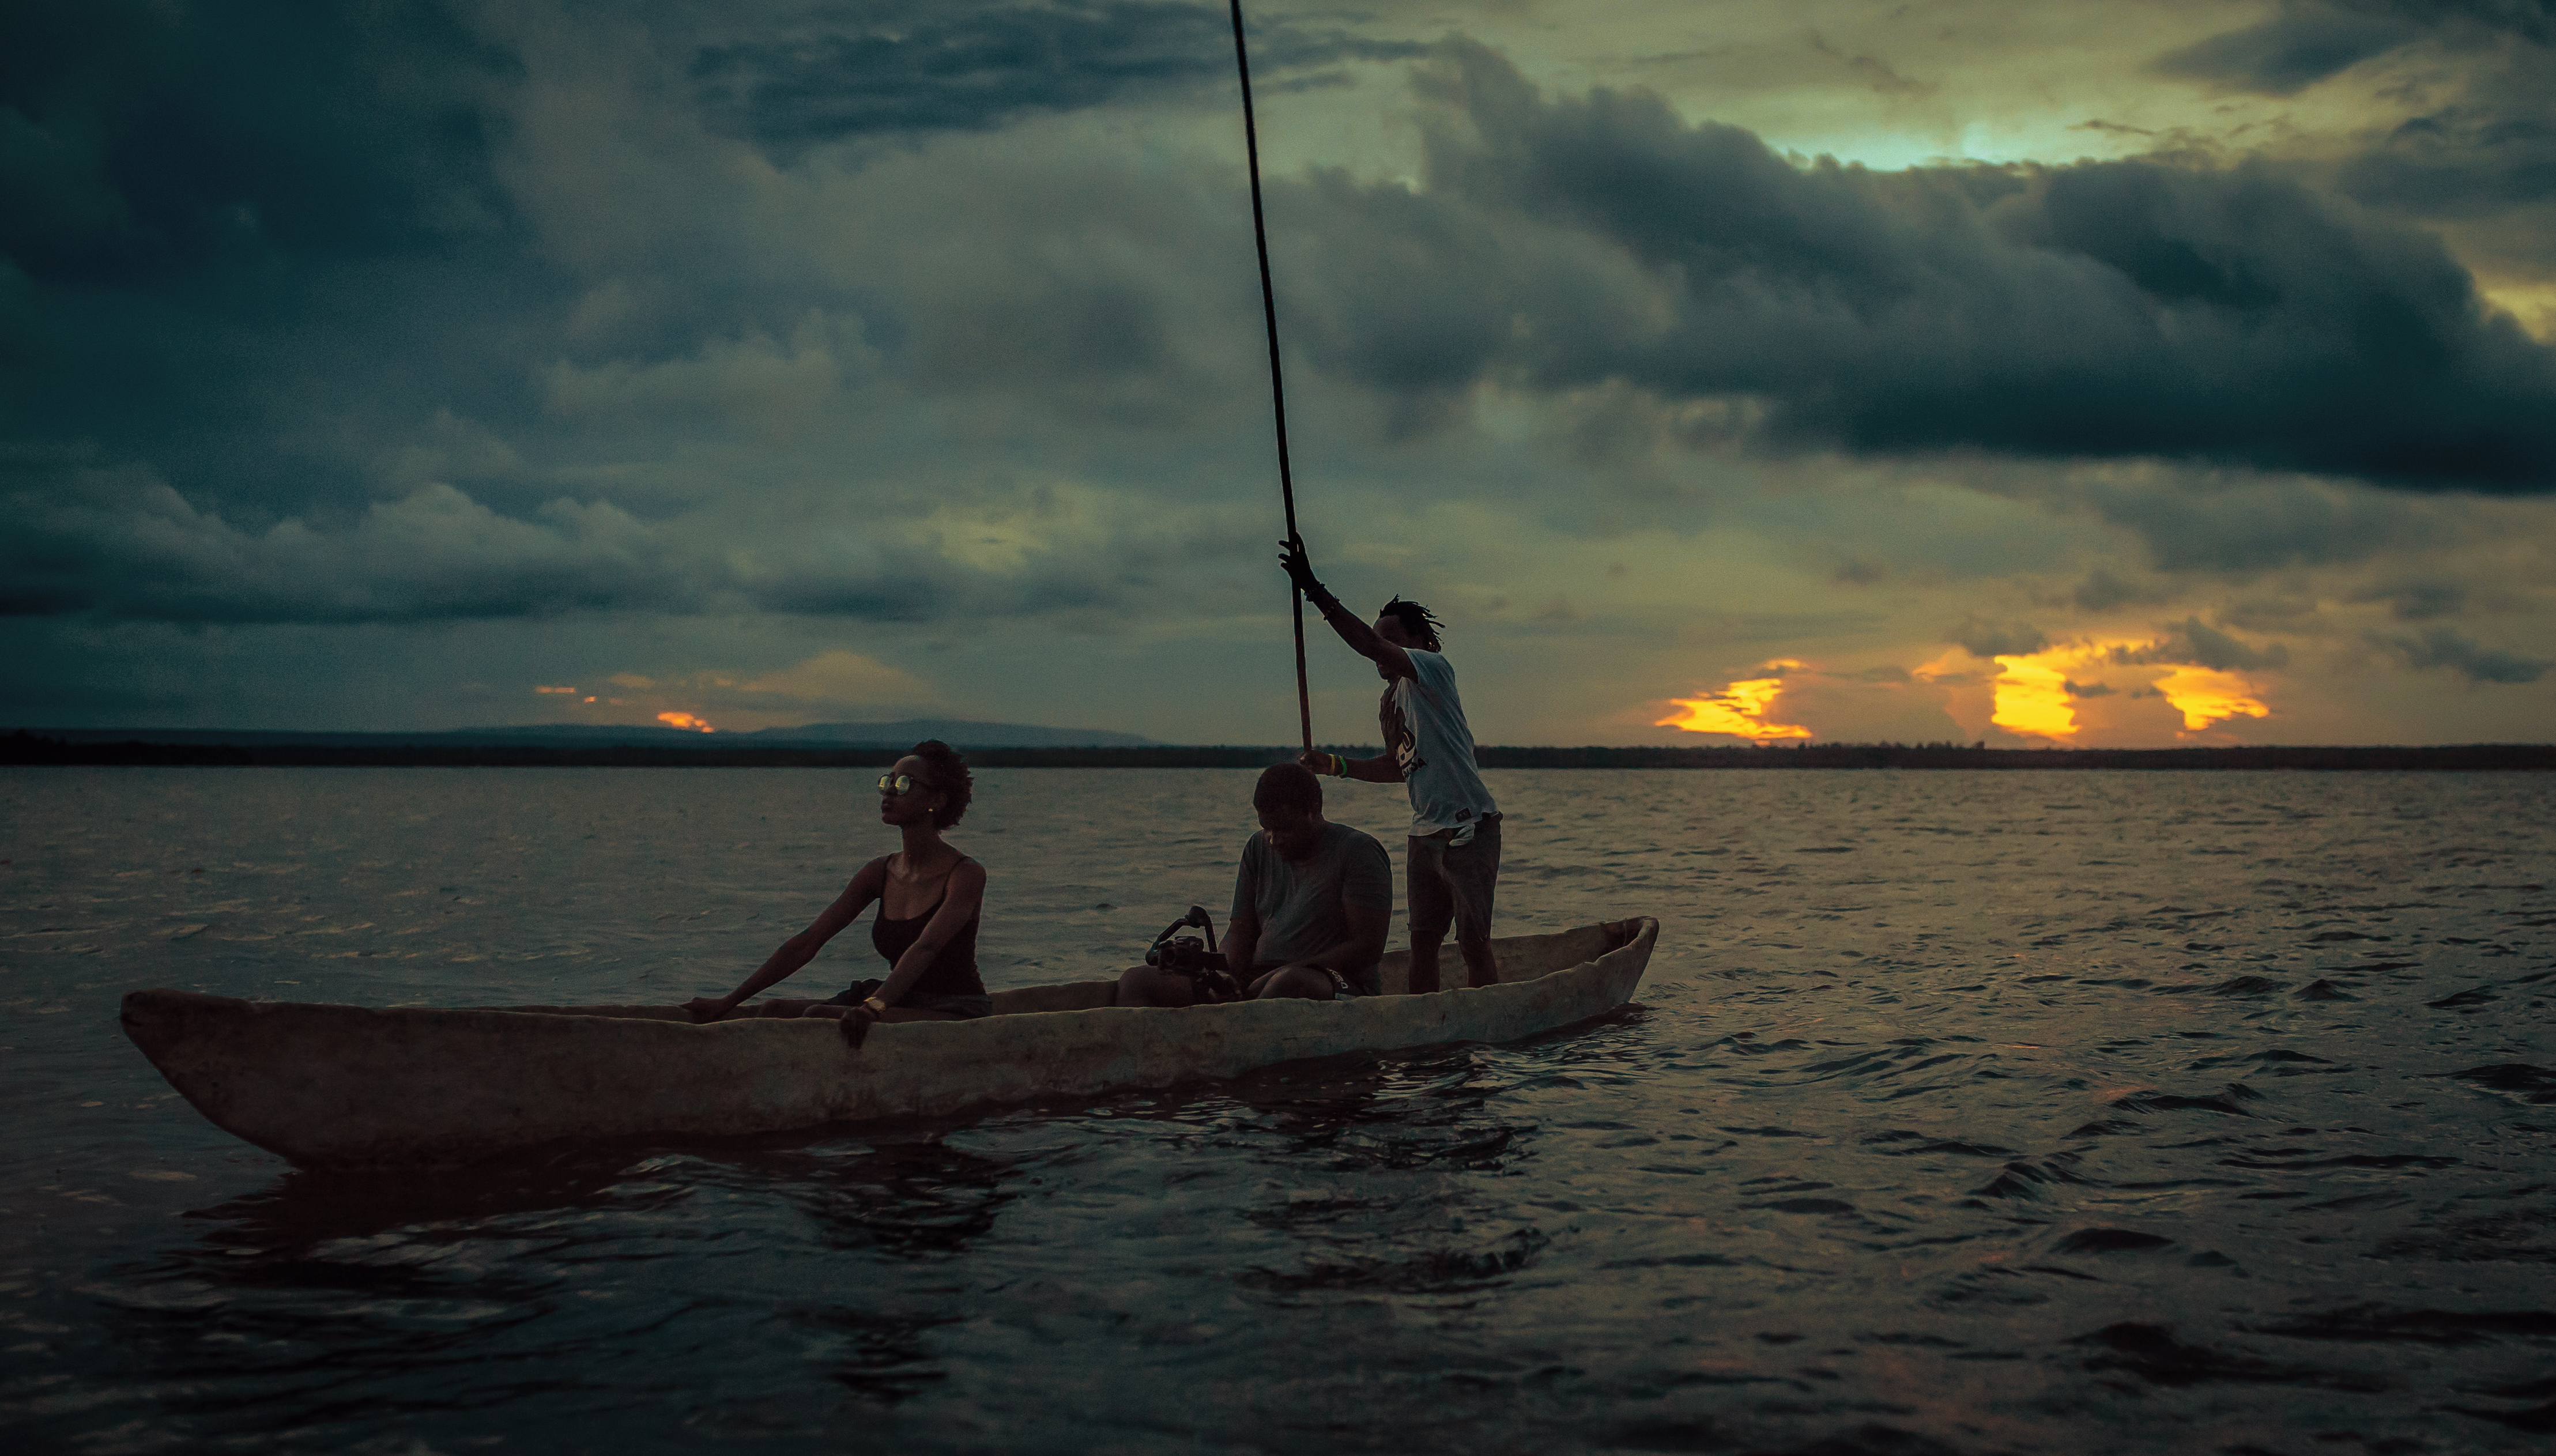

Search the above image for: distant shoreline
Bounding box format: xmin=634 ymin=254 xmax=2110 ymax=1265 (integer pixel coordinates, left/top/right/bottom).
xmin=6 ymin=731 xmax=2551 ymax=771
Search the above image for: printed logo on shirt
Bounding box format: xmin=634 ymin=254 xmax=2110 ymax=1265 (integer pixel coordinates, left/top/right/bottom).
xmin=1382 ymin=686 xmax=1427 ymax=776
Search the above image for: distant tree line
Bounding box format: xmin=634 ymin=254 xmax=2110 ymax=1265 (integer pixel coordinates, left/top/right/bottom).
xmin=5 ymin=730 xmax=2551 ymax=771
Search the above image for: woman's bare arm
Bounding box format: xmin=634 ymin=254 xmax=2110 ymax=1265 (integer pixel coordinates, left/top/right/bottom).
xmin=685 ymin=858 xmax=887 ymax=1021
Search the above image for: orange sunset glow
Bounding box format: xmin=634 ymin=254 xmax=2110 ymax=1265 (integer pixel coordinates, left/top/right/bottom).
xmin=656 ymin=711 xmax=717 ymax=733
xmin=1985 ymin=640 xmax=2272 ymax=742
xmin=2153 ymin=667 xmax=2271 ymax=733
xmin=1656 ymin=662 xmax=1814 ymax=741
xmin=1989 ymin=653 xmax=2078 ymax=740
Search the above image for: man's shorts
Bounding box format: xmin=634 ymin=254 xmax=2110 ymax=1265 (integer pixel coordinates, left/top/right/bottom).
xmin=1408 ymin=813 xmax=1501 ymax=944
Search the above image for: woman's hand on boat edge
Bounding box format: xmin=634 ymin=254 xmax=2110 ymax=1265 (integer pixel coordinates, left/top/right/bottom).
xmin=680 ymin=995 xmax=880 ymax=1046
xmin=838 ymin=1003 xmax=878 ymax=1047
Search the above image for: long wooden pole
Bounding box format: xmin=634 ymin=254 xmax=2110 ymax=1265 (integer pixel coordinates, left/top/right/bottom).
xmin=1227 ymin=0 xmax=1312 ymax=752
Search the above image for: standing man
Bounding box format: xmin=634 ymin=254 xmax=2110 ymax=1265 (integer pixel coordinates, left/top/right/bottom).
xmin=1280 ymin=541 xmax=1502 ymax=993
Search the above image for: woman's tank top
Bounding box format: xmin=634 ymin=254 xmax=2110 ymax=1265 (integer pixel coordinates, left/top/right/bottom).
xmin=870 ymin=859 xmax=985 ymax=998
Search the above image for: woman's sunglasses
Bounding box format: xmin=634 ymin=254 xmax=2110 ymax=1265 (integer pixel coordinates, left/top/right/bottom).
xmin=877 ymin=773 xmax=932 ymax=795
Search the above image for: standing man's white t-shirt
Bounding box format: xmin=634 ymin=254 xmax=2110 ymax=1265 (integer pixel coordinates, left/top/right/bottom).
xmin=1381 ymin=648 xmax=1500 ymax=840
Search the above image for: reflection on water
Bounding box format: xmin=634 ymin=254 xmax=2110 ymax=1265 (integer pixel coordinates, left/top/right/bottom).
xmin=4 ymin=767 xmax=2554 ymax=1452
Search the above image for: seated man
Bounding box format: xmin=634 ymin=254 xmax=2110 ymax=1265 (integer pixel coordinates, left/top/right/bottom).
xmin=1118 ymin=763 xmax=1391 ymax=1005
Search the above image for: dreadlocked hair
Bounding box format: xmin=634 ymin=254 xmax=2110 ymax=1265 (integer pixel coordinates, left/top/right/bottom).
xmin=1381 ymin=597 xmax=1444 ymax=652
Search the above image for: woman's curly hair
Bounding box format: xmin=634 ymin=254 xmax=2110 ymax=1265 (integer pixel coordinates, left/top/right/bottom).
xmin=911 ymin=739 xmax=973 ymax=828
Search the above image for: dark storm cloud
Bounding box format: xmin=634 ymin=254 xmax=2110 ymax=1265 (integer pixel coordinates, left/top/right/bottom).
xmin=2153 ymin=1 xmax=2551 ymax=96
xmin=2072 ymin=474 xmax=2432 ymax=571
xmin=0 ymin=1 xmax=1237 ymax=630
xmin=2154 ymin=2 xmax=2556 ymax=228
xmin=2072 ymin=567 xmax=2171 ymax=612
xmin=1274 ymin=43 xmax=2556 ymax=491
xmin=9 ymin=3 xmax=2551 ymax=654
xmin=0 ymin=0 xmax=559 ymax=525
xmin=2342 ymin=105 xmax=2556 ymax=220
xmin=0 ymin=1 xmax=515 ymax=282
xmin=2349 ymin=578 xmax=2467 ymax=620
xmin=2151 ymin=4 xmax=2422 ymax=95
xmin=0 ymin=446 xmax=700 ymax=623
xmin=1948 ymin=618 xmax=2046 ymax=658
xmin=2336 ymin=42 xmax=2556 ymax=221
xmin=0 ymin=442 xmax=1228 ymax=627
xmin=689 ymin=1 xmax=1422 ymax=156
xmin=2112 ymin=618 xmax=2290 ymax=671
xmin=2372 ymin=624 xmax=2550 ymax=683
xmin=1946 ymin=614 xmax=2287 ymax=672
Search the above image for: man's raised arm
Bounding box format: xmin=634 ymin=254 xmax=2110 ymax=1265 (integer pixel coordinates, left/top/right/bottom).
xmin=1280 ymin=540 xmax=1413 ymax=681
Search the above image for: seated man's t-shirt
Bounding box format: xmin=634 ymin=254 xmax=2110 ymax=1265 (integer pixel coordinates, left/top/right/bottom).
xmin=1232 ymin=821 xmax=1394 ymax=991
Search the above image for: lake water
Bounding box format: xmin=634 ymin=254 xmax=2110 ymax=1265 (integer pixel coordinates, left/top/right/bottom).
xmin=4 ymin=767 xmax=2554 ymax=1455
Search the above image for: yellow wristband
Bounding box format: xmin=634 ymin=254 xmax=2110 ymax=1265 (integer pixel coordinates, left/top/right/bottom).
xmin=1328 ymin=753 xmax=1347 ymax=777
xmin=861 ymin=996 xmax=889 ymax=1015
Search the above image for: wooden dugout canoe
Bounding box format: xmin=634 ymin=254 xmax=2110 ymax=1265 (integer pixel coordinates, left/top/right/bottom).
xmin=120 ymin=917 xmax=1657 ymax=1170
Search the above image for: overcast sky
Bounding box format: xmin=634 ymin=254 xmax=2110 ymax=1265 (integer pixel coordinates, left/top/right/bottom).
xmin=5 ymin=0 xmax=2551 ymax=746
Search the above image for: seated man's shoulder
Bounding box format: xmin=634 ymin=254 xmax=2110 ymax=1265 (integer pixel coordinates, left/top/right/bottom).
xmin=1326 ymin=824 xmax=1392 ymax=878
xmin=1324 ymin=821 xmax=1385 ymax=853
xmin=1325 ymin=825 xmax=1393 ymax=912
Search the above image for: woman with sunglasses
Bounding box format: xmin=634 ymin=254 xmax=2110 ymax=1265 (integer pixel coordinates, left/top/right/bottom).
xmin=683 ymin=740 xmax=992 ymax=1039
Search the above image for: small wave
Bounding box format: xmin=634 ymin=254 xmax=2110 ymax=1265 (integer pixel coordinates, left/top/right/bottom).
xmin=1241 ymin=1229 xmax=1549 ymax=1294
xmin=1863 ymin=1136 xmax=2016 ymax=1159
xmin=2148 ymin=976 xmax=2286 ymax=996
xmin=2444 ymin=1401 xmax=2556 ymax=1435
xmin=2073 ymin=1322 xmax=2389 ymax=1391
xmin=2370 ymin=1206 xmax=2556 ymax=1263
xmin=2056 ymin=1228 xmax=2173 ymax=1254
xmin=2105 ymin=1084 xmax=2264 ymax=1117
xmin=2245 ymin=1303 xmax=2556 ymax=1345
xmin=1970 ymin=1156 xmax=2096 ymax=1201
xmin=2468 ymin=1376 xmax=2556 ymax=1401
xmin=2217 ymin=1153 xmax=2457 ymax=1171
xmin=2188 ymin=1050 xmax=2333 ymax=1069
xmin=1599 ymin=1252 xmax=1740 ymax=1270
xmin=2449 ymin=1063 xmax=2556 ymax=1103
xmin=1752 ymin=1197 xmax=1856 ymax=1215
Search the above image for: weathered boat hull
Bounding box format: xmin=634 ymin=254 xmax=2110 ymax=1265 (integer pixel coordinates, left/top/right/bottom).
xmin=120 ymin=918 xmax=1656 ymax=1169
